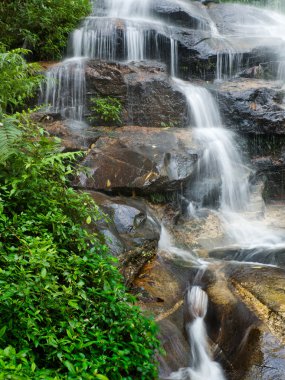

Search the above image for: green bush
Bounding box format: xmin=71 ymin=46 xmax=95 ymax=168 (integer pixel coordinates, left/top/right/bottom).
xmin=90 ymin=97 xmax=122 ymax=125
xmin=0 ymin=112 xmax=160 ymax=379
xmin=0 ymin=0 xmax=91 ymax=60
xmin=0 ymin=47 xmax=42 ymax=113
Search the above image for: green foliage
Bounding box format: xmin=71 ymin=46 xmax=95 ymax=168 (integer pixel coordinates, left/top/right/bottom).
xmin=90 ymin=97 xmax=122 ymax=125
xmin=0 ymin=47 xmax=42 ymax=113
xmin=0 ymin=0 xmax=91 ymax=60
xmin=0 ymin=113 xmax=22 ymax=165
xmin=160 ymin=121 xmax=177 ymax=128
xmin=0 ymin=113 xmax=160 ymax=379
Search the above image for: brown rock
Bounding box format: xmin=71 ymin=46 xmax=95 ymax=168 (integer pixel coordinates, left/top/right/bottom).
xmin=74 ymin=126 xmax=199 ymax=194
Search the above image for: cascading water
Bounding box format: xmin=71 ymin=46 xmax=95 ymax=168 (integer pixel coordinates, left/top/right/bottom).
xmin=173 ymin=78 xmax=249 ymax=212
xmin=173 ymin=76 xmax=285 ymax=252
xmin=41 ymin=0 xmax=285 ymax=119
xmin=43 ymin=58 xmax=86 ymax=120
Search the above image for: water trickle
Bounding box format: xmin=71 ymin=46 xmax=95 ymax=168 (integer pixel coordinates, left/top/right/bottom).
xmin=216 ymin=50 xmax=243 ymax=81
xmin=170 ymin=38 xmax=178 ymax=77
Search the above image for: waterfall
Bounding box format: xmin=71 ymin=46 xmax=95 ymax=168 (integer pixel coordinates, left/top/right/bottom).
xmin=173 ymin=76 xmax=285 ymax=249
xmin=41 ymin=0 xmax=285 ymax=119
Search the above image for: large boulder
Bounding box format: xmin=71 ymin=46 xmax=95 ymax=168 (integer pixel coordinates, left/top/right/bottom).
xmin=73 ymin=126 xmax=199 ymax=195
xmin=85 ymin=61 xmax=189 ymax=127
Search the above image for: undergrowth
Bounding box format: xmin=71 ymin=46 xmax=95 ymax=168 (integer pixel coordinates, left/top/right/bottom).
xmin=0 ymin=112 xmax=160 ymax=379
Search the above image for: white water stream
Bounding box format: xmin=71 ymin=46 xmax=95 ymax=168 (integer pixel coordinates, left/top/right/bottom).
xmin=168 ymin=287 xmax=225 ymax=380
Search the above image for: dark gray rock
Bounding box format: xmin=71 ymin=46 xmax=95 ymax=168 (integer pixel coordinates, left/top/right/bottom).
xmin=209 ymin=245 xmax=285 ymax=267
xmin=151 ymin=0 xmax=210 ymax=29
xmin=88 ymin=191 xmax=161 ymax=255
xmin=251 ymin=156 xmax=285 ymax=200
xmin=214 ymin=78 xmax=285 ymax=134
xmin=85 ymin=61 xmax=189 ymax=127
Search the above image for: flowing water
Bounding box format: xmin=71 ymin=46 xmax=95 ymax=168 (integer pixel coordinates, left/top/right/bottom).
xmin=167 ymin=287 xmax=225 ymax=380
xmin=40 ymin=0 xmax=285 ymax=378
xmin=41 ymin=0 xmax=285 ymax=119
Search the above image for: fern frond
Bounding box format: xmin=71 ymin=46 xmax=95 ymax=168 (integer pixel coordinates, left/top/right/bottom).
xmin=0 ymin=114 xmax=22 ymax=165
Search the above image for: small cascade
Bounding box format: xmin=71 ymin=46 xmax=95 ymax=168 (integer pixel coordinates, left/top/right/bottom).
xmin=168 ymin=287 xmax=225 ymax=380
xmin=158 ymin=225 xmax=203 ymax=265
xmin=173 ymin=75 xmax=285 ymax=251
xmin=173 ymin=78 xmax=249 ymax=211
xmin=70 ymin=0 xmax=155 ymax=62
xmin=42 ymin=58 xmax=86 ymax=120
xmin=72 ymin=18 xmax=118 ymax=60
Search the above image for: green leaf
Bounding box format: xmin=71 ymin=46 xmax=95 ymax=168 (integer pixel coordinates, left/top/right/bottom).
xmin=41 ymin=267 xmax=47 ymax=278
xmin=95 ymin=375 xmax=109 ymax=380
xmin=86 ymin=215 xmax=92 ymax=224
xmin=68 ymin=300 xmax=79 ymax=310
xmin=0 ymin=326 xmax=6 ymax=338
xmin=64 ymin=360 xmax=76 ymax=374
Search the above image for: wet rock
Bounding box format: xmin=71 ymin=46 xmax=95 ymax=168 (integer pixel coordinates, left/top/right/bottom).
xmin=158 ymin=319 xmax=190 ymax=379
xmin=209 ymin=246 xmax=285 ymax=267
xmin=32 ymin=114 xmax=102 ymax=151
xmin=120 ymin=242 xmax=157 ymax=286
xmin=214 ymin=78 xmax=285 ymax=135
xmin=134 ymin=257 xmax=190 ymax=375
xmin=227 ymin=263 xmax=285 ymax=342
xmin=85 ymin=61 xmax=188 ymax=127
xmin=201 ymin=262 xmax=285 ymax=380
xmin=151 ymin=0 xmax=209 ymax=29
xmin=88 ymin=191 xmax=161 ymax=256
xmin=251 ymin=157 xmax=285 ymax=200
xmin=74 ymin=126 xmax=199 ymax=195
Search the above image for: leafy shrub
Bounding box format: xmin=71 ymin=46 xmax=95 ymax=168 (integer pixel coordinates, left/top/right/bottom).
xmin=0 ymin=113 xmax=160 ymax=379
xmin=0 ymin=0 xmax=91 ymax=60
xmin=90 ymin=97 xmax=122 ymax=125
xmin=0 ymin=47 xmax=42 ymax=113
